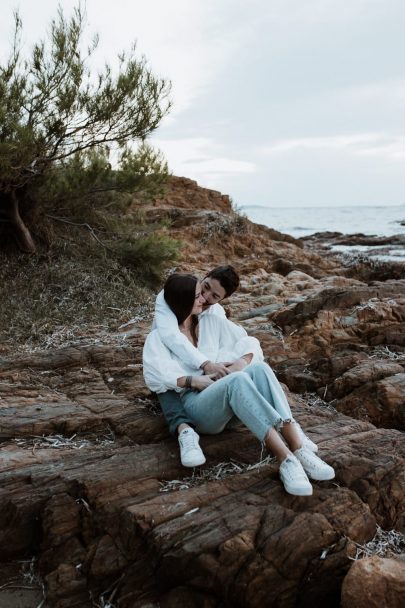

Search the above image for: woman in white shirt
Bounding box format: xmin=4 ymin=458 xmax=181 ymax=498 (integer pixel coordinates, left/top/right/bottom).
xmin=143 ymin=274 xmax=335 ymax=496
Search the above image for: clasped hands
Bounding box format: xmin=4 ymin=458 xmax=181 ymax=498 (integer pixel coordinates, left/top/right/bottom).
xmin=187 ymin=355 xmax=253 ymax=392
xmin=202 ymin=355 xmax=253 ymax=378
xmin=179 ymin=356 xmax=253 ymax=392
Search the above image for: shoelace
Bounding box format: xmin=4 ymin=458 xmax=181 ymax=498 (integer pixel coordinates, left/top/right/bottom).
xmin=180 ymin=431 xmax=198 ymax=450
xmin=283 ymin=457 xmax=307 ymax=480
xmin=298 ymin=450 xmax=322 ymax=468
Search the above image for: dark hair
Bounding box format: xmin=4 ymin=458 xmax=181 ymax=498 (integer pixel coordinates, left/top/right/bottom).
xmin=164 ymin=273 xmax=198 ymax=325
xmin=206 ymin=265 xmax=240 ymax=297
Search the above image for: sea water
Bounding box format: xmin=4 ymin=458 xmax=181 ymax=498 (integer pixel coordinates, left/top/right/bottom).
xmin=240 ymin=205 xmax=405 ymax=263
xmin=240 ymin=205 xmax=405 ymax=239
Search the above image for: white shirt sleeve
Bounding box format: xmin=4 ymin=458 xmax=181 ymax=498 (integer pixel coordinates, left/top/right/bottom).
xmin=215 ymin=317 xmax=264 ymax=363
xmin=208 ymin=303 xmax=227 ymax=318
xmin=143 ymin=330 xmax=192 ymax=393
xmin=232 ymin=335 xmax=264 ymax=362
xmin=154 ymin=290 xmax=209 ymax=369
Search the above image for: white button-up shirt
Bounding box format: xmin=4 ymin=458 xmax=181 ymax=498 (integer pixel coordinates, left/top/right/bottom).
xmin=153 ymin=289 xmax=226 ymax=368
xmin=143 ymin=313 xmax=264 ymax=393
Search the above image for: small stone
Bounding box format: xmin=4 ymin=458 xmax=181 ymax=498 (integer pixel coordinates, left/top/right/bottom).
xmin=341 ymin=555 xmax=405 ymax=608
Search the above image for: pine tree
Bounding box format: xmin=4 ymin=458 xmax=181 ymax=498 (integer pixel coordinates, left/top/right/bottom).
xmin=0 ymin=5 xmax=171 ymax=252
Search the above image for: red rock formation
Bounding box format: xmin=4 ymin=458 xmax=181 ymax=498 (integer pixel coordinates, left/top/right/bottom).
xmin=341 ymin=555 xmax=405 ymax=608
xmin=1 ymin=176 xmax=404 ymax=607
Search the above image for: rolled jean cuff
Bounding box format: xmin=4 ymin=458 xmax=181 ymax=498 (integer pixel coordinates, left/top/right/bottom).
xmin=274 ymin=417 xmax=294 ymax=432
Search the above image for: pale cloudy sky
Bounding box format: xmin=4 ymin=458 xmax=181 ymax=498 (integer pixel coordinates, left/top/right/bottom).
xmin=1 ymin=0 xmax=405 ymax=207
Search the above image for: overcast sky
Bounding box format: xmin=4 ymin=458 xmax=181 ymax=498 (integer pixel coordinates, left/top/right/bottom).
xmin=1 ymin=0 xmax=405 ymax=208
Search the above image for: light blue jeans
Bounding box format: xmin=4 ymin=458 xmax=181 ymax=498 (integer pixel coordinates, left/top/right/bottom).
xmin=180 ymin=362 xmax=293 ymax=442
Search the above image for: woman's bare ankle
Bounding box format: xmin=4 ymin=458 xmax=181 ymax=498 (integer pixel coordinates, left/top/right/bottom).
xmin=265 ymin=428 xmax=291 ymax=463
xmin=280 ymin=421 xmax=302 ymax=452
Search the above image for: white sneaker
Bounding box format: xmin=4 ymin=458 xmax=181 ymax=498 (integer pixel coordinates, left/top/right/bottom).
xmin=279 ymin=455 xmax=313 ymax=496
xmin=295 ymin=423 xmax=318 ymax=452
xmin=178 ymin=428 xmax=206 ymax=467
xmin=294 ymin=447 xmax=335 ymax=481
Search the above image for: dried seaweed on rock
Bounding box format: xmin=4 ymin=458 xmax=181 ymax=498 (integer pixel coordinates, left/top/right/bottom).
xmin=302 ymin=392 xmax=338 ymax=413
xmin=369 ymin=345 xmax=405 ymax=362
xmin=351 ymin=525 xmax=405 ymax=560
xmin=159 ymin=454 xmax=276 ymax=493
xmin=12 ymin=430 xmax=116 ymax=451
xmin=0 ymin=558 xmax=46 ymax=606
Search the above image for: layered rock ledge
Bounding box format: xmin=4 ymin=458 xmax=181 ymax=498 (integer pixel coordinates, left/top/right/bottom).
xmin=1 ymin=177 xmax=404 ymax=607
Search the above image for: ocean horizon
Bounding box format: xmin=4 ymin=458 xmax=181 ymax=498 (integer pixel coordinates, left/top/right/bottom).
xmin=240 ymin=204 xmax=405 ymax=239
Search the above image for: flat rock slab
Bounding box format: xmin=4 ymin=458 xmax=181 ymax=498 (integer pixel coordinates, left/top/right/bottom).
xmin=0 ymin=344 xmax=166 ymax=443
xmin=0 ymin=395 xmax=404 ymax=607
xmin=341 ymin=555 xmax=405 ymax=608
xmin=1 ymin=335 xmax=404 ymax=607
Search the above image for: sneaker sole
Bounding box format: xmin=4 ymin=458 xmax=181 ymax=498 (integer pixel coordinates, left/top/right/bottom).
xmin=181 ymin=456 xmax=206 ymax=467
xmin=306 ymin=470 xmax=335 ymax=481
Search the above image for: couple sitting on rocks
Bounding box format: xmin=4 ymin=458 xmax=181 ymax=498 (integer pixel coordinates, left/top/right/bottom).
xmin=143 ymin=265 xmax=335 ymax=496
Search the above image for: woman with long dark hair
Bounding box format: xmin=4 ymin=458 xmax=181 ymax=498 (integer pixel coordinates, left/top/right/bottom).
xmin=143 ymin=274 xmax=335 ymax=496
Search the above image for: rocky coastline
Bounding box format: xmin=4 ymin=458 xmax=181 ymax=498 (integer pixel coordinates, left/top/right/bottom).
xmin=1 ymin=176 xmax=404 ymax=607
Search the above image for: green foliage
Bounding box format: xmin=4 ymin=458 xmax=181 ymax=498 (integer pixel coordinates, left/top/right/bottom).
xmin=35 ymin=143 xmax=169 ymax=209
xmin=0 ymin=4 xmax=171 ymax=192
xmin=0 ymin=3 xmax=176 ymax=279
xmin=29 ymin=143 xmax=177 ymax=281
xmin=0 ymin=212 xmax=179 ymax=350
xmin=111 ymin=233 xmax=180 ymax=282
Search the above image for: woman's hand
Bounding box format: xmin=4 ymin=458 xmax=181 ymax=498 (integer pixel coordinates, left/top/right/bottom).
xmin=225 ymin=354 xmax=253 ymax=374
xmin=191 ymin=374 xmax=217 ymax=391
xmin=201 ymin=360 xmax=231 ymax=378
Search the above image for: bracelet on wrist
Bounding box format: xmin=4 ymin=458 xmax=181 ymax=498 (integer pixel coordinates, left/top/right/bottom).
xmin=185 ymin=376 xmax=193 ymax=389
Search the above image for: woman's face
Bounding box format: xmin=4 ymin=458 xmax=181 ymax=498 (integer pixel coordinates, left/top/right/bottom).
xmin=191 ymin=282 xmax=206 ymax=315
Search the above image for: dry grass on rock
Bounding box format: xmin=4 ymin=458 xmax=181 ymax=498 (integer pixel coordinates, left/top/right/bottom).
xmin=0 ymin=234 xmax=155 ymax=354
xmin=199 ymin=211 xmax=249 ymax=246
xmin=351 ymin=525 xmax=405 ymax=560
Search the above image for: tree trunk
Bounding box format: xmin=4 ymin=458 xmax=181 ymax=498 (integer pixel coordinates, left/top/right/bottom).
xmin=2 ymin=191 xmax=36 ymax=253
